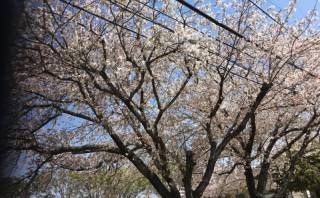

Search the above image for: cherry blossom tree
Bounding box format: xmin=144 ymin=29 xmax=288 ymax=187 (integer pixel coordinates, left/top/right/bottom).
xmin=5 ymin=0 xmax=320 ymax=197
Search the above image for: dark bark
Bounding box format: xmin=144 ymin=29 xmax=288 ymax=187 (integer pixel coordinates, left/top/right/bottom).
xmin=256 ymin=162 xmax=270 ymax=194
xmin=183 ymin=150 xmax=196 ymax=198
xmin=102 ymin=122 xmax=175 ymax=198
xmin=193 ymin=144 xmax=217 ymax=198
xmin=244 ymin=114 xmax=261 ymax=198
xmin=244 ymin=162 xmax=258 ymax=198
xmin=256 ymin=137 xmax=277 ymax=194
xmin=194 ymin=82 xmax=272 ymax=198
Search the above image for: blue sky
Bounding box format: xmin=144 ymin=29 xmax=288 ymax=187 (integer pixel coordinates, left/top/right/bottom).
xmin=265 ymin=0 xmax=319 ymax=18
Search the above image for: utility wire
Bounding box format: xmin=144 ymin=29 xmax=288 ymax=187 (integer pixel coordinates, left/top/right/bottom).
xmin=127 ymin=3 xmax=262 ymax=83
xmin=129 ymin=0 xmax=269 ymax=79
xmin=175 ymin=0 xmax=245 ymax=39
xmin=247 ymin=0 xmax=320 ymax=78
xmin=59 ymin=0 xmax=147 ymax=38
xmin=174 ymin=0 xmax=320 ymax=79
xmin=132 ymin=0 xmax=256 ymax=59
xmin=247 ymin=0 xmax=287 ymax=30
xmin=61 ymin=0 xmax=319 ymax=80
xmin=111 ymin=0 xmax=258 ymax=79
xmin=108 ymin=0 xmax=300 ymax=84
xmin=108 ymin=0 xmax=261 ymax=83
xmin=107 ymin=0 xmax=174 ymax=32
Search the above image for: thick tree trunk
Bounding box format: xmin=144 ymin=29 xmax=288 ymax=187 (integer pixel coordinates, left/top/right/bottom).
xmin=257 ymin=162 xmax=270 ymax=194
xmin=244 ymin=162 xmax=259 ymax=198
xmin=183 ymin=150 xmax=195 ymax=198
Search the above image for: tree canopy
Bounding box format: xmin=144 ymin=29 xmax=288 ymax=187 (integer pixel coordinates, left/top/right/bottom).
xmin=3 ymin=0 xmax=320 ymax=197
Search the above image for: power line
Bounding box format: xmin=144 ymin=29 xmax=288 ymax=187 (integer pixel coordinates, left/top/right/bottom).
xmin=107 ymin=0 xmax=174 ymax=33
xmin=128 ymin=0 xmax=275 ymax=80
xmin=138 ymin=0 xmax=260 ymax=69
xmin=247 ymin=0 xmax=320 ymax=78
xmin=111 ymin=0 xmax=258 ymax=79
xmin=59 ymin=0 xmax=147 ymax=38
xmin=247 ymin=0 xmax=287 ymax=30
xmin=262 ymin=0 xmax=318 ymax=29
xmin=60 ymin=0 xmax=260 ymax=83
xmin=61 ymin=0 xmax=320 ymax=80
xmin=108 ymin=0 xmax=317 ymax=82
xmin=131 ymin=0 xmax=255 ymax=59
xmin=175 ymin=0 xmax=245 ymax=39
xmin=173 ymin=0 xmax=320 ymax=79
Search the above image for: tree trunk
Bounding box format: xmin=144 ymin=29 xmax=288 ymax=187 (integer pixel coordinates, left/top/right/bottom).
xmin=244 ymin=162 xmax=259 ymax=198
xmin=257 ymin=162 xmax=270 ymax=194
